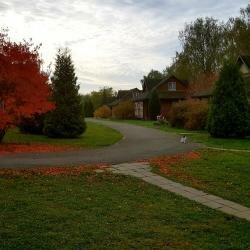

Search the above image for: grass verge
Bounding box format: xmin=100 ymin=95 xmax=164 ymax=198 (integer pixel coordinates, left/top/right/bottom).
xmin=151 ymin=150 xmax=250 ymax=207
xmin=3 ymin=121 xmax=122 ymax=148
xmin=0 ymin=172 xmax=250 ymax=249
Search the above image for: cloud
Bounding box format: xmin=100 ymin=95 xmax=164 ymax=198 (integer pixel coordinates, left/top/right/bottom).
xmin=0 ymin=0 xmax=249 ymax=93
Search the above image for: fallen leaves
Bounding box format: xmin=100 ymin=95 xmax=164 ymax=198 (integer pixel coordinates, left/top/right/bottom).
xmin=138 ymin=151 xmax=205 ymax=185
xmin=0 ymin=164 xmax=110 ymax=177
xmin=0 ymin=143 xmax=79 ymax=155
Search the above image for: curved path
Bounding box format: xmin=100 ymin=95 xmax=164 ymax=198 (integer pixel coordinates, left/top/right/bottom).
xmin=0 ymin=119 xmax=199 ymax=168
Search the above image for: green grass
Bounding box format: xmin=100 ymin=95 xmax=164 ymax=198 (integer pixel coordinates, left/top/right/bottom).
xmin=3 ymin=121 xmax=122 ymax=148
xmin=153 ymin=150 xmax=250 ymax=207
xmin=0 ymin=173 xmax=250 ymax=249
xmin=118 ymin=119 xmax=250 ymax=150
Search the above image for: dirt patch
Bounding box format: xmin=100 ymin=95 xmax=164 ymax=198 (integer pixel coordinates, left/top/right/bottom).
xmin=0 ymin=143 xmax=80 ymax=155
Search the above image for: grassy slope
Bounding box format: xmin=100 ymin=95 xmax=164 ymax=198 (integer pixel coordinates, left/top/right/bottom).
xmin=1 ymin=173 xmax=250 ymax=249
xmin=119 ymin=119 xmax=250 ymax=150
xmin=3 ymin=121 xmax=122 ymax=148
xmin=153 ymin=150 xmax=250 ymax=207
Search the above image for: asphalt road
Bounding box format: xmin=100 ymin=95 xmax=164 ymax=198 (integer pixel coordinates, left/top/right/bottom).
xmin=0 ymin=119 xmax=199 ymax=168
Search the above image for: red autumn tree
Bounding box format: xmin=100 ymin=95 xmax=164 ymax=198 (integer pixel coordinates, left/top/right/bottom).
xmin=0 ymin=31 xmax=54 ymax=141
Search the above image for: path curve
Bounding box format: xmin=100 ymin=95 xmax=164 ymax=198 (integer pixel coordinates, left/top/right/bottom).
xmin=0 ymin=119 xmax=199 ymax=168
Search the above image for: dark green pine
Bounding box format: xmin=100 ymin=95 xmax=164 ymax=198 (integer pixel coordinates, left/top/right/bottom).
xmin=207 ymin=60 xmax=249 ymax=138
xmin=44 ymin=49 xmax=86 ymax=138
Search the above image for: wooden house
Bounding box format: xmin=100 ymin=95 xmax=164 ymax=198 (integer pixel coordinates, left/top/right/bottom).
xmin=133 ymin=75 xmax=188 ymax=119
xmin=134 ymin=56 xmax=250 ymax=119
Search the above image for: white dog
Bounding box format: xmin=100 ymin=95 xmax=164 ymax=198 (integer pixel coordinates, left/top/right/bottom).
xmin=180 ymin=135 xmax=187 ymax=144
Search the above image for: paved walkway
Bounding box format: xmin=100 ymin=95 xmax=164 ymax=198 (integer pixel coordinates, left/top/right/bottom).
xmin=0 ymin=119 xmax=198 ymax=168
xmin=207 ymin=147 xmax=250 ymax=153
xmin=108 ymin=162 xmax=250 ymax=221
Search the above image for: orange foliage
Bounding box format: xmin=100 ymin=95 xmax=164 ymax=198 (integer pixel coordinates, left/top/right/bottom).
xmin=112 ymin=101 xmax=135 ymax=119
xmin=184 ymin=99 xmax=209 ymax=130
xmin=186 ymin=72 xmax=218 ymax=97
xmin=168 ymin=99 xmax=208 ymax=130
xmin=94 ymin=105 xmax=112 ymax=118
xmin=0 ymin=31 xmax=54 ymax=132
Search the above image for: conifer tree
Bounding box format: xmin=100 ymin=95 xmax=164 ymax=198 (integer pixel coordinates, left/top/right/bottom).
xmin=149 ymin=90 xmax=161 ymax=120
xmin=44 ymin=49 xmax=86 ymax=138
xmin=207 ymin=61 xmax=249 ymax=138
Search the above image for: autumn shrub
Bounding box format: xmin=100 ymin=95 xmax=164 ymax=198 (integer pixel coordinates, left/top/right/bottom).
xmin=94 ymin=105 xmax=112 ymax=119
xmin=167 ymin=101 xmax=188 ymax=128
xmin=184 ymin=99 xmax=209 ymax=130
xmin=168 ymin=99 xmax=209 ymax=130
xmin=112 ymin=101 xmax=135 ymax=119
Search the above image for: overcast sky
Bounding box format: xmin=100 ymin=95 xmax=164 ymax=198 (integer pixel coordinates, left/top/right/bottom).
xmin=0 ymin=1 xmax=249 ymax=93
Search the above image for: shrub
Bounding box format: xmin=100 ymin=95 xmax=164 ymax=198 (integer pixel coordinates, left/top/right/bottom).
xmin=184 ymin=99 xmax=209 ymax=130
xmin=112 ymin=101 xmax=135 ymax=119
xmin=167 ymin=101 xmax=188 ymax=128
xmin=168 ymin=99 xmax=209 ymax=130
xmin=94 ymin=105 xmax=112 ymax=119
xmin=19 ymin=113 xmax=45 ymax=134
xmin=148 ymin=90 xmax=161 ymax=120
xmin=207 ymin=61 xmax=249 ymax=138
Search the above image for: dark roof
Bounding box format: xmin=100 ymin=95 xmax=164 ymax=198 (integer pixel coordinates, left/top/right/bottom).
xmin=152 ymin=75 xmax=188 ymax=92
xmin=133 ymin=75 xmax=188 ymax=102
xmin=192 ymin=89 xmax=213 ymax=98
xmin=158 ymin=91 xmax=187 ymax=99
xmin=237 ymin=55 xmax=250 ymax=68
xmin=109 ymin=88 xmax=141 ymax=107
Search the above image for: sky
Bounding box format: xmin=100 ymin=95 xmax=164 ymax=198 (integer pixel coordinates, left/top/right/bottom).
xmin=0 ymin=1 xmax=249 ymax=94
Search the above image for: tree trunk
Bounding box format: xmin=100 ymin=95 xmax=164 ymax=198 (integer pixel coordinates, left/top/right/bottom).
xmin=0 ymin=129 xmax=6 ymax=142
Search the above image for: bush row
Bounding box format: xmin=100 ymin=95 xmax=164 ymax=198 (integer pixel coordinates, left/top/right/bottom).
xmin=94 ymin=101 xmax=135 ymax=119
xmin=167 ymin=99 xmax=209 ymax=130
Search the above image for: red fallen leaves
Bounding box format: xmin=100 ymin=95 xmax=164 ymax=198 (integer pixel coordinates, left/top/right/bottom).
xmin=139 ymin=151 xmax=205 ymax=185
xmin=0 ymin=164 xmax=110 ymax=177
xmin=0 ymin=143 xmax=80 ymax=155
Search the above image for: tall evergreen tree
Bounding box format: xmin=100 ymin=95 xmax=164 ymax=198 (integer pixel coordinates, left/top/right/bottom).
xmin=148 ymin=90 xmax=161 ymax=120
xmin=44 ymin=49 xmax=86 ymax=138
xmin=207 ymin=61 xmax=249 ymax=138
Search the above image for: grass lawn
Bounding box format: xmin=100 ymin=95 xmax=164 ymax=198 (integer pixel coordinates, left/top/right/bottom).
xmin=0 ymin=172 xmax=250 ymax=249
xmin=118 ymin=119 xmax=250 ymax=150
xmin=3 ymin=121 xmax=122 ymax=148
xmin=152 ymin=150 xmax=250 ymax=207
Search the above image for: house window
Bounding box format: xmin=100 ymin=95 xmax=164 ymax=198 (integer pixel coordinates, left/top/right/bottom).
xmin=168 ymin=82 xmax=176 ymax=91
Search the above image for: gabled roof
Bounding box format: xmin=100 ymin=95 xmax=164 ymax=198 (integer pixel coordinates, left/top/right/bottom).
xmin=237 ymin=55 xmax=250 ymax=68
xmin=152 ymin=75 xmax=188 ymax=92
xmin=133 ymin=75 xmax=189 ymax=101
